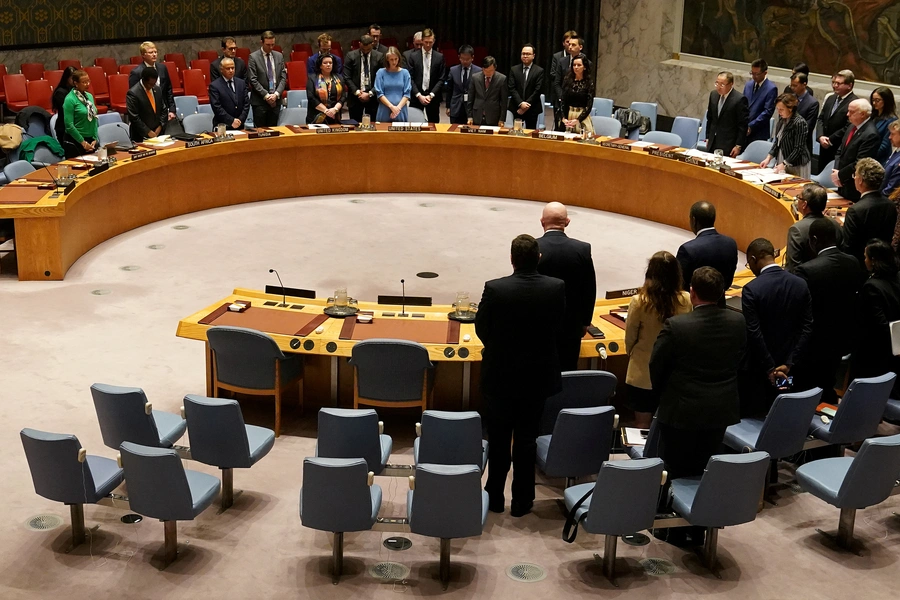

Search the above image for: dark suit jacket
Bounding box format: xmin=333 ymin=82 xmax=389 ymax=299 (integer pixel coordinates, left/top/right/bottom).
xmin=466 ymin=71 xmax=508 ymax=126
xmin=676 ymin=228 xmax=739 ymax=291
xmin=125 ymin=81 xmax=166 ymax=141
xmin=650 ymin=305 xmax=746 ymax=430
xmin=407 ymin=49 xmax=446 ymax=100
xmin=706 ymin=88 xmax=749 ymax=153
xmin=475 ymin=269 xmax=566 ymax=399
xmin=785 ymin=213 xmax=843 ymax=273
xmin=816 ymin=92 xmax=858 ymax=148
xmin=743 ymin=78 xmax=778 ymax=143
xmin=549 ymin=50 xmax=567 ymax=106
xmin=797 ymin=91 xmax=820 ymax=139
xmin=795 ymin=247 xmax=864 ymax=355
xmin=536 ymin=230 xmax=597 ymax=339
xmin=835 ymin=118 xmax=881 ymax=201
xmin=741 ymin=266 xmax=813 ymax=373
xmin=843 ymin=191 xmax=898 ymax=262
xmin=208 ymin=76 xmax=250 ymax=128
xmin=342 ymin=49 xmax=384 ymax=107
xmin=508 ymin=63 xmax=544 ymax=120
xmin=210 ymin=56 xmax=248 ymax=82
xmin=883 ymin=149 xmax=900 ymax=197
xmin=247 ymin=49 xmax=287 ymax=106
xmin=128 ymin=62 xmax=175 ymax=115
xmin=853 ymin=274 xmax=900 ymax=385
xmin=444 ymin=64 xmax=481 ymax=121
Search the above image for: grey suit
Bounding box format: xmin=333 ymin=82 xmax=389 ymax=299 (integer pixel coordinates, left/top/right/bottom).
xmin=466 ymin=71 xmax=508 ymax=126
xmin=247 ymin=48 xmax=287 ymax=126
xmin=785 ymin=213 xmax=843 ymax=273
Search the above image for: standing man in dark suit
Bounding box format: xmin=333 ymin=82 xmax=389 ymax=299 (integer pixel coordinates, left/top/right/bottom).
xmin=128 ymin=41 xmax=176 ymax=125
xmin=743 ymin=59 xmax=778 ymax=145
xmin=508 ymin=44 xmax=544 ymax=130
xmin=536 ymin=202 xmax=596 ymax=372
xmin=306 ymin=33 xmax=344 ymax=76
xmin=705 ymin=71 xmax=749 ymax=157
xmin=407 ymin=28 xmax=445 ymax=123
xmin=343 ymin=35 xmax=383 ymax=124
xmin=401 ymin=32 xmax=423 ymax=69
xmin=248 ymin=31 xmax=287 ymax=127
xmin=794 ymin=219 xmax=865 ymax=403
xmin=832 ymin=99 xmax=881 ymax=201
xmin=790 ymin=72 xmax=819 ymax=141
xmin=740 ymin=238 xmax=813 ymax=416
xmin=476 ymin=234 xmax=566 ymax=517
xmin=843 ymin=158 xmax=898 ymax=262
xmin=466 ymin=57 xmax=508 ymax=127
xmin=444 ymin=45 xmax=480 ymax=125
xmin=208 ymin=58 xmax=250 ymax=129
xmin=368 ymin=24 xmax=389 ymax=55
xmin=675 ymin=201 xmax=738 ymax=292
xmin=816 ymin=70 xmax=858 ymax=170
xmin=785 ymin=183 xmax=843 ymax=273
xmin=210 ymin=37 xmax=248 ymax=82
xmin=550 ymin=30 xmax=577 ymax=128
xmin=125 ymin=67 xmax=168 ymax=142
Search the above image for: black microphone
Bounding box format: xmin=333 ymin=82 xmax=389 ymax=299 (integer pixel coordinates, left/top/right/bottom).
xmin=268 ymin=268 xmax=288 ymax=307
xmin=42 ymin=164 xmax=61 ymax=190
xmin=399 ymin=278 xmax=408 ymax=317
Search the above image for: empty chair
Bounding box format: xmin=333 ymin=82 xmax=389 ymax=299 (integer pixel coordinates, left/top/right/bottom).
xmin=808 ymin=373 xmax=895 ymax=447
xmin=536 ymin=406 xmax=617 ymax=487
xmin=796 ymin=433 xmax=900 ymax=549
xmin=206 ymin=325 xmax=303 ymax=438
xmin=235 ymin=47 xmax=251 ymax=67
xmin=414 ymin=410 xmax=488 ymax=470
xmin=293 ymin=42 xmax=313 ymax=53
xmin=20 ymin=62 xmax=44 ymax=81
xmin=407 ymin=106 xmax=427 ymax=123
xmin=165 ymin=53 xmax=188 ymax=73
xmin=286 ymin=60 xmax=308 ymax=91
xmin=58 ymin=59 xmax=81 ymax=71
xmin=182 ymin=394 xmax=275 ymax=509
xmin=197 ymin=50 xmax=219 ymax=62
xmin=20 ymin=428 xmax=125 ymax=548
xmin=43 ymin=69 xmax=64 ymax=90
xmin=94 ymin=57 xmax=118 ymax=77
xmin=642 ymin=130 xmax=683 ymax=146
xmin=300 ymin=457 xmax=382 ymax=581
xmin=537 ymin=93 xmax=546 ymax=130
xmin=277 ymin=107 xmax=307 ymax=126
xmin=181 ymin=69 xmax=209 ymax=103
xmin=350 ymin=339 xmax=433 ymax=411
xmin=625 ymin=415 xmax=660 ymax=460
xmin=290 ymin=50 xmax=310 ymax=64
xmin=48 ymin=113 xmax=58 ymax=140
xmin=736 ymin=140 xmax=773 ymax=163
xmin=97 ymin=112 xmax=123 ymax=126
xmin=97 ymin=122 xmax=132 ymax=148
xmin=90 ymin=383 xmax=187 ymax=450
xmin=671 ymin=115 xmax=701 ymax=149
xmin=31 ymin=144 xmax=63 ymax=166
xmin=812 ymin=159 xmax=838 ymax=190
xmin=183 ymin=113 xmax=214 ymax=134
xmin=591 ymin=97 xmax=614 ymax=118
xmin=174 ymin=95 xmax=199 ymax=120
xmin=541 ymin=370 xmax=617 ymax=435
xmin=591 ymin=115 xmax=622 ymax=137
xmin=107 ymin=74 xmax=129 ymax=113
xmin=284 ymin=89 xmax=308 ymax=108
xmin=4 ymin=74 xmax=29 ymax=112
xmin=316 ymin=408 xmax=392 ymax=474
xmin=885 ymin=398 xmax=900 ymax=422
xmin=128 ymin=56 xmax=143 ymax=65
xmin=504 ymin=110 xmax=515 ymax=128
xmin=0 ymin=64 xmax=7 ymax=106
xmin=697 ymin=110 xmax=708 ymax=151
xmin=407 ymin=463 xmax=489 ymax=587
xmin=119 ymin=441 xmax=220 ymax=567
xmin=83 ymin=66 xmax=110 ymax=104
xmin=118 ymin=64 xmax=138 ymax=75
xmin=196 ymin=104 xmax=213 ymax=115
xmin=630 ymin=101 xmax=658 ymax=130
xmin=163 ymin=61 xmax=183 ymax=96
xmin=189 ymin=59 xmax=211 ymax=83
xmin=563 ymin=458 xmax=665 ymax=584
xmin=3 ymin=160 xmax=35 ymax=181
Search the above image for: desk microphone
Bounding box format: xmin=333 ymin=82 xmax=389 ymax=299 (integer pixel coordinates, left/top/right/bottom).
xmin=268 ymin=268 xmax=288 ymax=307
xmin=42 ymin=164 xmax=61 ymax=190
xmin=399 ymin=278 xmax=408 ymax=317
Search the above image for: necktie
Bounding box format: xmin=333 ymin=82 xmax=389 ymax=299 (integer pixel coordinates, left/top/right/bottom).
xmin=485 ymin=76 xmax=491 ymax=89
xmin=423 ymin=52 xmax=431 ymax=90
xmin=753 ymin=82 xmax=760 ymax=95
xmin=462 ymin=68 xmax=468 ymax=90
xmin=845 ymin=126 xmax=857 ymax=147
xmin=718 ymin=93 xmax=725 ymax=115
xmin=266 ymin=53 xmax=274 ymax=89
xmin=524 ymin=66 xmax=529 ymax=83
xmin=831 ymin=96 xmax=842 ymax=117
xmin=145 ymin=86 xmax=156 ymax=113
xmin=363 ymin=54 xmax=369 ymax=81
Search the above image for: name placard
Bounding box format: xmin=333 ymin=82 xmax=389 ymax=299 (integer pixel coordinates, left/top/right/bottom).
xmin=683 ymin=156 xmax=708 ymax=167
xmin=459 ymin=127 xmax=494 ymax=135
xmin=248 ymin=129 xmax=282 ymax=138
xmin=389 ymin=125 xmax=422 ymax=132
xmin=762 ymin=184 xmax=782 ymax=199
xmin=719 ymin=167 xmax=743 ymax=180
xmin=605 ymin=287 xmax=640 ymax=300
xmin=316 ymin=127 xmax=350 ymax=134
xmin=533 ymin=131 xmax=566 ymax=141
xmin=649 ymin=148 xmax=679 ymax=160
xmin=130 ymin=149 xmax=157 ymax=161
xmin=600 ymin=140 xmax=632 ymax=151
xmin=186 ymin=137 xmax=216 ymax=148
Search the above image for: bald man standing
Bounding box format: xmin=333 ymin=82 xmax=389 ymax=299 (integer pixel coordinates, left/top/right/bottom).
xmin=536 ymin=202 xmax=597 ymax=371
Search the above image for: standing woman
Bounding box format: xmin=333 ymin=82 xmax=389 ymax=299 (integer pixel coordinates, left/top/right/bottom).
xmin=560 ymin=54 xmax=594 ymax=135
xmin=51 ymin=66 xmax=78 ymax=142
xmin=760 ymin=93 xmax=810 ymax=178
xmin=374 ymin=47 xmax=411 ymax=123
xmin=62 ymin=70 xmax=98 ymax=159
xmin=306 ymin=54 xmax=347 ymax=124
xmin=871 ymin=87 xmax=897 ymax=164
xmin=624 ymin=251 xmax=692 ymax=428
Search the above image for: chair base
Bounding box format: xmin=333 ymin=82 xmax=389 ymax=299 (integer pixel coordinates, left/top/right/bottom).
xmin=163 ymin=520 xmax=178 ymax=567
xmin=69 ymin=503 xmax=85 ymax=549
xmin=600 ymin=534 xmax=619 ymax=586
xmin=332 ymin=532 xmax=343 ymax=584
xmin=440 ymin=538 xmax=451 ymax=590
xmin=815 ymin=507 xmax=860 ymax=554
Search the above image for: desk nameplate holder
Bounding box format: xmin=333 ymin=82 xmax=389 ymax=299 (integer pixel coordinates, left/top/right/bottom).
xmin=186 ymin=137 xmax=216 ymax=148
xmin=600 ymin=139 xmax=633 ymax=151
xmin=316 ymin=127 xmax=350 ymax=134
xmin=648 ymin=148 xmax=680 ymax=160
xmin=388 ymin=125 xmax=423 ymax=132
xmin=532 ymin=131 xmax=567 ymax=141
xmin=605 ymin=287 xmax=640 ymax=300
xmin=763 ymin=184 xmax=782 ymax=199
xmin=130 ymin=149 xmax=157 ymax=161
xmin=248 ymin=129 xmax=282 ymax=139
xmin=458 ymin=127 xmax=494 ymax=135
xmin=719 ymin=167 xmax=743 ymax=180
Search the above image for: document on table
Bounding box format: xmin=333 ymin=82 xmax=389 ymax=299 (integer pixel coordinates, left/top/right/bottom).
xmin=308 ymin=124 xmax=330 ymax=129
xmin=623 ymin=428 xmax=647 ymax=447
xmin=739 ymin=169 xmax=794 ymax=185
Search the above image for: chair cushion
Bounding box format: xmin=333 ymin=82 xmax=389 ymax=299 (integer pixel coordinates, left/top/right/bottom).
xmin=723 ymin=418 xmax=764 ymax=451
xmin=246 ymin=424 xmax=275 ymax=466
xmin=413 ymin=437 xmax=420 ymax=465
xmin=370 ymin=484 xmax=383 ymax=522
xmin=670 ymin=476 xmax=702 ymax=521
xmin=795 ymin=457 xmax=854 ymax=506
xmin=885 ymin=399 xmax=900 ymax=422
xmin=86 ymin=455 xmax=125 ymax=500
xmin=379 ymin=434 xmax=392 ymax=470
xmin=481 ymin=440 xmax=489 ymax=471
xmin=153 ymin=411 xmax=187 ymax=447
xmin=808 ymin=415 xmax=832 ymax=442
xmin=536 ymin=435 xmax=551 ymax=470
xmin=562 ymin=482 xmax=594 ymax=523
xmin=186 ymin=468 xmax=221 ymax=517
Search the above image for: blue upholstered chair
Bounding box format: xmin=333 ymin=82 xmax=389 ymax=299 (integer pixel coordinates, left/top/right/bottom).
xmin=812 ymin=160 xmax=838 ymax=190
xmin=174 ymin=95 xmax=199 ymax=120
xmin=96 ymin=122 xmax=131 ymax=147
xmin=182 ymin=113 xmax=213 ymax=134
xmin=3 ymin=159 xmax=35 ymax=182
xmin=30 ymin=144 xmax=63 ymax=166
xmin=642 ymin=130 xmax=682 ymax=146
xmin=808 ymin=373 xmax=895 ymax=447
xmin=407 ymin=463 xmax=489 ymax=587
xmin=540 ymin=370 xmax=617 ymax=435
xmin=884 ymin=398 xmax=900 ymax=422
xmin=277 ymin=107 xmax=307 ymax=126
xmin=20 ymin=428 xmax=125 ymax=548
xmin=736 ymin=140 xmax=773 ymax=163
xmin=796 ymin=434 xmax=900 ymax=549
xmin=671 ymin=116 xmax=701 ymax=149
xmin=563 ymin=458 xmax=665 ymax=584
xmin=90 ymin=383 xmax=187 ymax=450
xmin=182 ymin=394 xmax=275 ymax=509
xmin=414 ymin=410 xmax=487 ymax=470
xmin=630 ymin=101 xmax=658 ymax=131
xmin=316 ymin=408 xmax=392 ymax=475
xmin=591 ymin=115 xmax=622 ymax=137
xmin=196 ymin=104 xmax=213 ymax=115
xmin=591 ymin=97 xmax=614 ymax=118
xmin=300 ymin=457 xmax=382 ymax=582
xmin=625 ymin=415 xmax=660 ymax=460
xmin=537 ymin=93 xmax=546 ymax=130
xmin=536 ymin=406 xmax=617 ymax=488
xmin=285 ymin=89 xmax=309 ymax=108
xmin=349 ymin=338 xmax=433 ymax=411
xmin=97 ymin=112 xmax=123 ymax=126
xmin=118 ymin=441 xmax=221 ymax=566
xmin=407 ymin=106 xmax=427 ymax=123
xmin=697 ymin=110 xmax=708 ymax=151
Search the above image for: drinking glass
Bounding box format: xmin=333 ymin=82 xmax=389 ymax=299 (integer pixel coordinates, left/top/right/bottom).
xmin=335 ymin=288 xmax=348 ymax=308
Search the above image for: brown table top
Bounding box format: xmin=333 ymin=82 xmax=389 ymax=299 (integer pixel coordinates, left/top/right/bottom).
xmin=205 ymin=306 xmax=326 ymax=336
xmin=342 ymin=318 xmax=458 ymax=344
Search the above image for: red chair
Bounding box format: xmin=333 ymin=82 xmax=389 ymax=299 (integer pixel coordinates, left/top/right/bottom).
xmin=0 ymin=65 xmax=8 ymax=105
xmin=350 ymin=39 xmax=361 ymax=50
xmin=108 ymin=74 xmax=129 ymax=114
xmin=95 ymin=57 xmax=118 ymax=77
xmin=58 ymin=59 xmax=81 ymax=70
xmin=473 ymin=46 xmax=489 ymax=65
xmin=290 ymin=51 xmax=310 ymax=64
xmin=293 ymin=43 xmax=313 ymax=53
xmin=3 ymin=74 xmax=29 ymax=111
xmin=165 ymin=53 xmax=188 ymax=73
xmin=382 ymin=37 xmax=398 ymax=48
xmin=20 ymin=63 xmax=45 ymax=81
xmin=182 ymin=69 xmax=209 ymax=103
xmin=331 ymin=48 xmax=344 ymax=60
xmin=26 ymin=80 xmax=53 ymax=112
xmin=445 ymin=52 xmax=459 ymax=68
xmin=84 ymin=66 xmax=109 ymax=104
xmin=331 ymin=41 xmax=342 ymax=52
xmin=286 ymin=61 xmax=307 ymax=91
xmin=273 ymin=45 xmax=283 ymax=53
xmin=44 ymin=70 xmax=64 ymax=90
xmin=119 ymin=64 xmax=137 ymax=75
xmin=164 ymin=62 xmax=183 ymax=96
xmin=236 ymin=47 xmax=251 ymax=66
xmin=198 ymin=50 xmax=218 ymax=62
xmin=189 ymin=59 xmax=211 ymax=84
xmin=129 ymin=56 xmax=143 ymax=64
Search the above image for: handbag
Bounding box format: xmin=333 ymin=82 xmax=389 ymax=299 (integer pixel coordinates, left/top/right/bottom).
xmin=561 ymin=486 xmax=593 ymax=543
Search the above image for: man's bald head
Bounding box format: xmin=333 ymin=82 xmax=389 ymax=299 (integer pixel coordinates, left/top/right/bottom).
xmin=541 ymin=202 xmax=570 ymax=231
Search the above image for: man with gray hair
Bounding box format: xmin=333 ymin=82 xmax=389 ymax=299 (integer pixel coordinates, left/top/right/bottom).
xmin=832 ymin=98 xmax=880 ymax=201
xmin=401 ymin=31 xmax=423 ymax=69
xmin=817 ymin=69 xmax=858 ymax=169
xmin=843 ymin=157 xmax=897 ymax=261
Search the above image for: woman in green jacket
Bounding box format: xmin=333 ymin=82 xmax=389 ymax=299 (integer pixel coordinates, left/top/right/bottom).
xmin=62 ymin=70 xmax=99 ymax=158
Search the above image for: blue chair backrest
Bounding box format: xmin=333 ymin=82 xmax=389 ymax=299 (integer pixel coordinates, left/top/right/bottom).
xmin=407 ymin=106 xmax=427 ymax=122
xmin=196 ymin=104 xmax=213 ymax=115
xmin=584 ymin=458 xmax=664 ymax=535
xmin=504 ymin=110 xmax=515 ymax=128
xmin=285 ymin=89 xmax=308 ymax=108
xmin=828 ymin=373 xmax=896 ymax=445
xmin=317 ymin=408 xmax=383 ymax=473
xmin=409 ymin=463 xmax=484 ymax=539
xmin=544 ymin=406 xmax=616 ymax=477
xmin=812 ymin=160 xmax=837 ymax=190
xmin=301 ymin=457 xmax=376 ymax=532
xmin=20 ymin=428 xmax=100 ymax=504
xmin=671 ymin=116 xmax=701 ymax=149
xmin=756 ymin=387 xmax=822 ymax=458
xmin=350 ymin=338 xmax=433 ymax=401
xmin=119 ymin=442 xmax=195 ymax=521
xmin=737 ymin=140 xmax=773 ymax=163
xmin=537 ymin=94 xmax=546 ymax=130
xmin=174 ymin=95 xmax=199 ymax=120
xmin=417 ymin=410 xmax=483 ymax=466
xmin=642 ymin=415 xmax=660 ymax=458
xmin=90 ymin=383 xmax=162 ymax=449
xmin=698 ymin=110 xmax=708 ymax=149
xmin=277 ymin=107 xmax=307 ymax=126
xmin=630 ymin=101 xmax=657 ymax=130
xmin=689 ymin=452 xmax=770 ymax=527
xmin=642 ymin=131 xmax=682 ymax=146
xmin=3 ymin=159 xmax=35 ymax=181
xmin=591 ymin=115 xmax=621 ymax=137
xmin=541 ymin=370 xmax=616 ymax=435
xmin=97 ymin=122 xmax=131 ymax=147
xmin=183 ymin=113 xmax=213 ymax=134
xmin=838 ymin=433 xmax=900 ymax=508
xmin=183 ymin=395 xmax=252 ymax=468
xmin=31 ymin=144 xmax=63 ymax=165
xmin=49 ymin=113 xmax=58 ymax=140
xmin=207 ymin=326 xmax=285 ymax=390
xmin=592 ymin=97 xmax=613 ymax=118
xmin=97 ymin=112 xmax=123 ymax=126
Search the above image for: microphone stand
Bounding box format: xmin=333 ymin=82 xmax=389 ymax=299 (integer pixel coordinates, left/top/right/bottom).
xmin=399 ymin=278 xmax=408 ymax=317
xmin=269 ymin=268 xmax=288 ymax=307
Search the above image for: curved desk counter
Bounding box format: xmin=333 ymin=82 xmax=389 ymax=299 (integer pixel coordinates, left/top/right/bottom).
xmin=0 ymin=125 xmax=796 ymax=280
